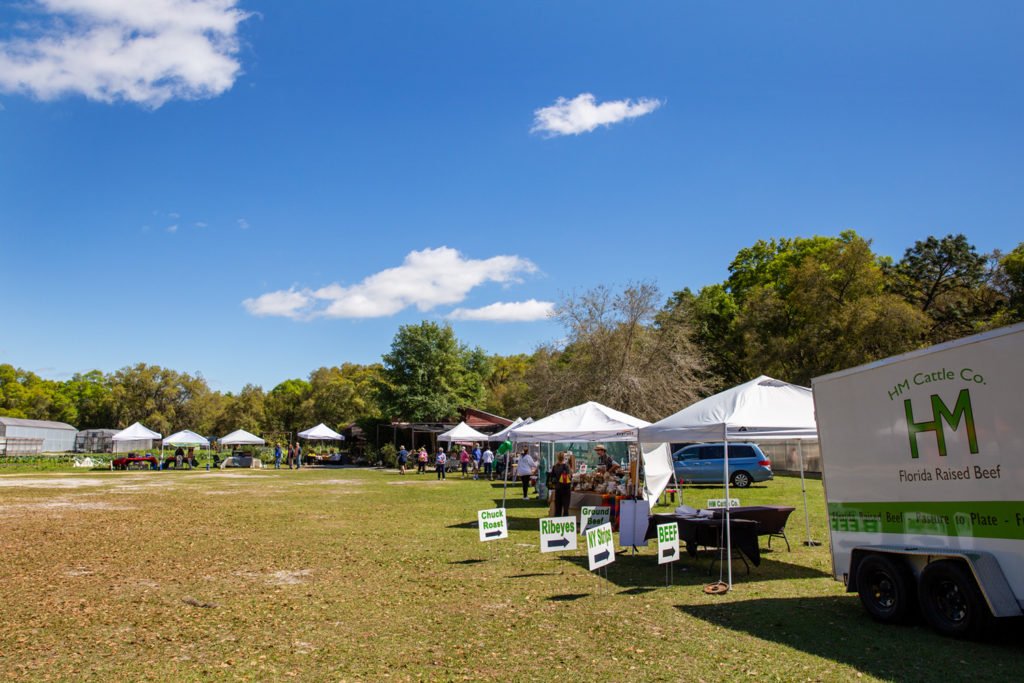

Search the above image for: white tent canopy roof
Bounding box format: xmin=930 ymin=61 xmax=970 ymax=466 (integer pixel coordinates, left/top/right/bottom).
xmin=298 ymin=423 xmax=344 ymax=440
xmin=637 ymin=376 xmax=818 ymax=443
xmin=438 ymin=421 xmax=490 ymax=443
xmin=111 ymin=422 xmax=162 ymax=441
xmin=490 ymin=417 xmax=531 ymax=442
xmin=162 ymin=429 xmax=210 ymax=447
xmin=510 ymin=401 xmax=650 ymax=442
xmin=219 ymin=429 xmax=265 ymax=446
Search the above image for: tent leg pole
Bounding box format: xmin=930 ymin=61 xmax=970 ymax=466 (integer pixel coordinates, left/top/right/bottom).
xmin=799 ymin=441 xmax=820 ymax=546
xmin=724 ymin=426 xmax=732 ymax=591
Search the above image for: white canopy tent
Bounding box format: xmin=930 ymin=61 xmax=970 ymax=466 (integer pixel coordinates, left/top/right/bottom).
xmin=298 ymin=423 xmax=345 ymax=441
xmin=489 ymin=417 xmax=532 ymax=443
xmin=510 ymin=401 xmax=673 ymax=503
xmin=637 ymin=375 xmax=818 ymax=590
xmin=220 ymin=429 xmax=266 ymax=446
xmin=111 ymin=422 xmax=162 ymax=454
xmin=162 ymin=430 xmax=210 ymax=447
xmin=438 ymin=421 xmax=490 ymax=444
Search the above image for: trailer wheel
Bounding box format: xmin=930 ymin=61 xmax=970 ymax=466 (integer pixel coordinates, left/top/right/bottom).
xmin=856 ymin=554 xmax=915 ymax=624
xmin=918 ymin=560 xmax=990 ymax=638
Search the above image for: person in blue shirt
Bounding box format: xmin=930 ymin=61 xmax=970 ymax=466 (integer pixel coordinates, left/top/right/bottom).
xmin=274 ymin=443 xmax=282 ymax=469
xmin=397 ymin=445 xmax=409 ymax=475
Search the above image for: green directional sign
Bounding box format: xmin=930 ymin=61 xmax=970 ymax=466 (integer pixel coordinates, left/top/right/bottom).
xmin=586 ymin=522 xmax=615 ymax=571
xmin=657 ymin=522 xmax=680 ymax=564
xmin=539 ymin=516 xmax=578 ymax=553
xmin=580 ymin=505 xmax=611 ymax=533
xmin=478 ymin=507 xmax=507 ymax=542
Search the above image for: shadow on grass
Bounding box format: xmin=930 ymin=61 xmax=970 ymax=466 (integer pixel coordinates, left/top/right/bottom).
xmin=548 ymin=593 xmax=589 ymax=602
xmin=676 ymin=596 xmax=1024 ymax=679
xmin=447 ymin=515 xmax=539 ymax=532
xmin=509 ymin=572 xmax=559 ymax=579
xmin=556 ymin=550 xmax=830 ymax=589
xmin=448 ymin=559 xmax=486 ymax=565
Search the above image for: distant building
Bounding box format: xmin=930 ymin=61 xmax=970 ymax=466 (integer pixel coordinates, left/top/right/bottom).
xmin=76 ymin=428 xmax=119 ymax=454
xmin=0 ymin=417 xmax=78 ymax=454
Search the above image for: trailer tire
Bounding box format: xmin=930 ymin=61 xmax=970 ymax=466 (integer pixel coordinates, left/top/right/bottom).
xmin=856 ymin=554 xmax=915 ymax=624
xmin=918 ymin=560 xmax=990 ymax=638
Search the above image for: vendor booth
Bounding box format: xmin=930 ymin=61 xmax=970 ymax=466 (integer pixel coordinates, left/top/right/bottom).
xmin=509 ymin=401 xmax=671 ymax=544
xmin=111 ymin=422 xmax=161 ymax=454
xmin=298 ymin=423 xmax=345 ymax=463
xmin=638 ymin=375 xmax=817 ymax=589
xmin=218 ymin=429 xmax=266 ymax=468
xmin=161 ymin=429 xmax=209 ymax=468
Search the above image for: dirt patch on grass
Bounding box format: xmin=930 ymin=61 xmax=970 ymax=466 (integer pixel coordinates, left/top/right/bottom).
xmin=387 ymin=480 xmax=447 ymax=486
xmin=0 ymin=477 xmax=111 ymax=489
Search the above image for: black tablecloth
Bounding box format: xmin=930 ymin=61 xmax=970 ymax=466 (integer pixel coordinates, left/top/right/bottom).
xmin=708 ymin=506 xmax=795 ymax=536
xmin=646 ymin=514 xmax=761 ymax=566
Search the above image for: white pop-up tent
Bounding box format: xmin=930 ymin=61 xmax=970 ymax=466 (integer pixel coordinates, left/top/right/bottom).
xmin=438 ymin=421 xmax=489 ymax=444
xmin=510 ymin=401 xmax=673 ymax=502
xmin=298 ymin=423 xmax=344 ymax=441
xmin=489 ymin=417 xmax=532 ymax=443
xmin=111 ymin=422 xmax=162 ymax=453
xmin=220 ymin=429 xmax=266 ymax=446
xmin=162 ymin=430 xmax=210 ymax=447
xmin=637 ymin=375 xmax=818 ymax=590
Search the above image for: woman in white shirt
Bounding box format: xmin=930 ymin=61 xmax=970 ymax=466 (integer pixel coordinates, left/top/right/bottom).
xmin=516 ymin=447 xmax=536 ymax=500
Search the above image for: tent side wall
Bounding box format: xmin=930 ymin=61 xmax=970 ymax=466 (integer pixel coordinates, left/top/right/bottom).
xmin=114 ymin=439 xmax=156 ymax=453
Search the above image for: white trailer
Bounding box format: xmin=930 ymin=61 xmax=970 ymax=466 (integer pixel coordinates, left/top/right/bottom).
xmin=812 ymin=322 xmax=1024 ymax=637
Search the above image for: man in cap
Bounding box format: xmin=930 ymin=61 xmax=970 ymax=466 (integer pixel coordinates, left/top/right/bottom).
xmin=594 ymin=444 xmax=620 ymax=474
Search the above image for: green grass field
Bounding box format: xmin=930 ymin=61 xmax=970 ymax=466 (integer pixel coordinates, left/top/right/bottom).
xmin=1 ymin=467 xmax=1021 ymax=681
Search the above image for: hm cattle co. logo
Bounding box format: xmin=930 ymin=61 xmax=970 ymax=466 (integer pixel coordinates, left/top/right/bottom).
xmin=887 ymin=368 xmax=984 ymax=459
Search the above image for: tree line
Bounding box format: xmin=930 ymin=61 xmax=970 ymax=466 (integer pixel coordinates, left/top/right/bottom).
xmin=2 ymin=232 xmax=1021 ymax=438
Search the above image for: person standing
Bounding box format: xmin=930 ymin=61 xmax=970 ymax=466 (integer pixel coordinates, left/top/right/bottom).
xmin=516 ymin=446 xmax=536 ymax=500
xmin=274 ymin=443 xmax=282 ymax=469
xmin=397 ymin=445 xmax=409 ymax=475
xmin=435 ymin=448 xmax=447 ymax=480
xmin=459 ymin=446 xmax=470 ymax=479
xmin=174 ymin=446 xmax=184 ymax=469
xmin=550 ymin=451 xmax=573 ymax=517
xmin=417 ymin=447 xmax=428 ymax=474
xmin=288 ymin=443 xmax=297 ymax=469
xmin=471 ymin=443 xmax=481 ymax=479
xmin=482 ymin=446 xmax=494 ymax=480
xmin=296 ymin=443 xmax=303 ymax=469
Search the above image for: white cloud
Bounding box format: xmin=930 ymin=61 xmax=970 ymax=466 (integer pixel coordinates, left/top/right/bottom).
xmin=194 ymin=221 xmax=207 ymax=228
xmin=237 ymin=217 xmax=250 ymax=229
xmin=243 ymin=247 xmax=542 ymax=321
xmin=166 ymin=224 xmax=178 ymax=233
xmin=531 ymin=92 xmax=662 ymax=137
xmin=0 ymin=0 xmax=251 ymax=108
xmin=243 ymin=288 xmax=313 ymax=320
xmin=448 ymin=300 xmax=555 ymax=322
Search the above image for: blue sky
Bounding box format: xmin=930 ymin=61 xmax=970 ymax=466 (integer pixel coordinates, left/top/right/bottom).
xmin=1 ymin=1 xmax=1021 ymax=393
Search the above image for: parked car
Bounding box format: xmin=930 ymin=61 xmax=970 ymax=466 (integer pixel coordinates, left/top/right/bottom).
xmin=671 ymin=442 xmax=773 ymax=488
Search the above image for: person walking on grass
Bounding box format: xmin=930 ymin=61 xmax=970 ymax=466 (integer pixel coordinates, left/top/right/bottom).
xmin=459 ymin=446 xmax=470 ymax=479
xmin=417 ymin=447 xmax=428 ymax=474
xmin=435 ymin=447 xmax=447 ymax=480
xmin=397 ymin=445 xmax=409 ymax=475
xmin=274 ymin=443 xmax=282 ymax=469
xmin=471 ymin=443 xmax=481 ymax=479
xmin=482 ymin=446 xmax=494 ymax=480
xmin=516 ymin=446 xmax=536 ymax=500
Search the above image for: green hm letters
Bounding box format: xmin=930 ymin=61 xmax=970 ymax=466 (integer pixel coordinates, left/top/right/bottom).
xmin=904 ymin=389 xmax=979 ymax=458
